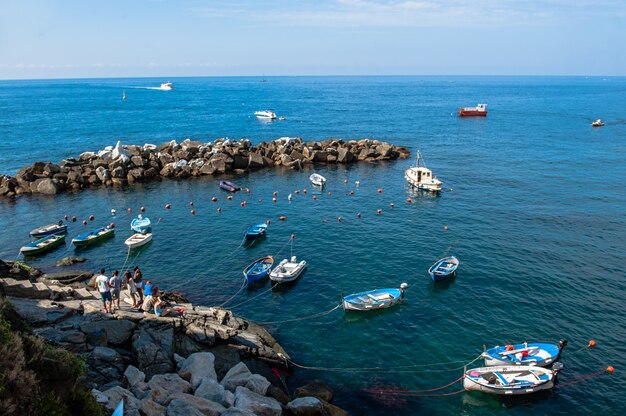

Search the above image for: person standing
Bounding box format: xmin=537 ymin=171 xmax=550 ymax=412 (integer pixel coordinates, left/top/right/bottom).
xmin=125 ymin=270 xmax=138 ymax=308
xmin=134 ymin=266 xmax=144 ymax=305
xmin=108 ymin=270 xmax=122 ymax=311
xmin=94 ymin=268 xmax=112 ymax=314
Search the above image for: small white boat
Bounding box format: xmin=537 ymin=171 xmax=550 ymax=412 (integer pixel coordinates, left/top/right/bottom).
xmin=463 ymin=364 xmax=561 ymax=395
xmin=160 ymin=82 xmax=173 ymax=90
xmin=310 ymin=173 xmax=326 ymax=187
xmin=591 ymin=119 xmax=605 ymax=127
xmin=124 ymin=233 xmax=153 ymax=249
xmin=255 ymin=110 xmax=276 ymax=119
xmin=404 ymin=150 xmax=442 ymax=192
xmin=270 ymin=256 xmax=307 ymax=283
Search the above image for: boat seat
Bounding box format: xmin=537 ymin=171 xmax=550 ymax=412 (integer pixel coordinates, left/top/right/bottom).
xmin=494 ymin=372 xmax=509 ymax=386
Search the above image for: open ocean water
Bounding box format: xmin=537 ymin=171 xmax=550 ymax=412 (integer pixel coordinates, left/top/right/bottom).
xmin=0 ymin=76 xmax=625 ymax=415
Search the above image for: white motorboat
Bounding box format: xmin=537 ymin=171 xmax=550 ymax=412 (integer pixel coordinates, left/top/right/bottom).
xmin=309 ymin=173 xmax=326 ymax=187
xmin=255 ymin=110 xmax=276 ymax=119
xmin=160 ymin=82 xmax=173 ymax=90
xmin=591 ymin=119 xmax=605 ymax=127
xmin=269 ymin=256 xmax=307 ymax=283
xmin=404 ymin=150 xmax=442 ymax=192
xmin=124 ymin=232 xmax=153 ymax=249
xmin=464 ymin=364 xmax=561 ymax=395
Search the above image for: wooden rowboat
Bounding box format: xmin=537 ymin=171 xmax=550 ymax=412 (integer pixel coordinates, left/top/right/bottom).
xmin=243 ymin=256 xmax=274 ymax=284
xmin=30 ymin=222 xmax=67 ymax=238
xmin=244 ymin=223 xmax=268 ymax=241
xmin=20 ymin=234 xmax=66 ymax=255
xmin=483 ymin=340 xmax=567 ymax=367
xmin=342 ymin=283 xmax=408 ymax=311
xmin=427 ymin=256 xmax=459 ymax=282
xmin=309 ymin=173 xmax=326 ymax=187
xmin=124 ymin=233 xmax=153 ymax=249
xmin=72 ymin=226 xmax=115 ymax=247
xmin=463 ymin=364 xmax=561 ymax=395
xmin=130 ymin=216 xmax=151 ymax=233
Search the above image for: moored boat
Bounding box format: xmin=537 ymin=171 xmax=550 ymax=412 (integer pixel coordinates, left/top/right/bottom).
xmin=269 ymin=256 xmax=307 ymax=283
xmin=219 ymin=180 xmax=241 ymax=193
xmin=20 ymin=234 xmax=66 ymax=255
xmin=427 ymin=256 xmax=459 ymax=282
xmin=30 ymin=222 xmax=67 ymax=238
xmin=404 ymin=150 xmax=442 ymax=192
xmin=591 ymin=119 xmax=605 ymax=127
xmin=458 ymin=103 xmax=487 ymax=117
xmin=255 ymin=110 xmax=276 ymax=119
xmin=124 ymin=233 xmax=153 ymax=249
xmin=342 ymin=283 xmax=408 ymax=311
xmin=483 ymin=340 xmax=567 ymax=367
xmin=244 ymin=223 xmax=268 ymax=241
xmin=72 ymin=226 xmax=115 ymax=247
xmin=309 ymin=173 xmax=326 ymax=187
xmin=463 ymin=364 xmax=562 ymax=395
xmin=130 ymin=216 xmax=151 ymax=233
xmin=243 ymin=256 xmax=274 ymax=284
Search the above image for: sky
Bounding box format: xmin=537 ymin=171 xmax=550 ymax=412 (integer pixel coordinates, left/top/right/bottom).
xmin=1 ymin=0 xmax=625 ymax=79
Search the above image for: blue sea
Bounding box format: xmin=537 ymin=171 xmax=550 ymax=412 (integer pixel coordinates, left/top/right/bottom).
xmin=1 ymin=76 xmax=625 ymax=415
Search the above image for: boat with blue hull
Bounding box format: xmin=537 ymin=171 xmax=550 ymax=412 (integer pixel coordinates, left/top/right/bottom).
xmin=130 ymin=216 xmax=151 ymax=233
xmin=483 ymin=340 xmax=567 ymax=367
xmin=72 ymin=226 xmax=115 ymax=247
xmin=243 ymin=256 xmax=274 ymax=284
xmin=463 ymin=364 xmax=562 ymax=395
xmin=427 ymin=256 xmax=459 ymax=282
xmin=30 ymin=222 xmax=67 ymax=238
xmin=219 ymin=180 xmax=241 ymax=193
xmin=244 ymin=223 xmax=268 ymax=241
xmin=342 ymin=283 xmax=408 ymax=311
xmin=20 ymin=234 xmax=66 ymax=255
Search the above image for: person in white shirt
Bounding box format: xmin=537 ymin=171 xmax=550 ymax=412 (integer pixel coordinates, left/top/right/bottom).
xmin=93 ymin=268 xmax=112 ymax=313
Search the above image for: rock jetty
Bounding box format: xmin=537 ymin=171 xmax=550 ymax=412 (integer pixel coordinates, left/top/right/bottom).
xmin=0 ymin=259 xmax=349 ymax=415
xmin=1 ymin=137 xmax=409 ymax=197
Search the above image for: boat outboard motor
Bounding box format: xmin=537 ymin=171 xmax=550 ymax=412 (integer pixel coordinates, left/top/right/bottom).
xmin=558 ymin=338 xmax=568 ymax=351
xmin=552 ymin=362 xmax=564 ymax=383
xmin=399 ymin=283 xmax=409 ymax=298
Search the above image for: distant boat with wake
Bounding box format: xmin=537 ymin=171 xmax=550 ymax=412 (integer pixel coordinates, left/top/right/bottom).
xmin=160 ymin=82 xmax=173 ymax=91
xmin=255 ymin=110 xmax=276 ymax=120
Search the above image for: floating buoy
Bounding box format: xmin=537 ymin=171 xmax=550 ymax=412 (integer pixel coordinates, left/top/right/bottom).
xmin=240 ymin=202 xmax=245 ymax=207
xmin=313 ymin=195 xmax=317 ymax=200
xmin=89 ymin=215 xmax=95 ymax=221
xmin=109 ymin=222 xmax=115 ymax=228
xmin=355 ymin=181 xmax=360 ymax=186
xmin=377 ymin=189 xmax=383 ymax=193
xmin=357 ymin=212 xmax=361 ymax=218
xmin=328 ymin=192 xmax=332 ymax=196
xmin=211 ymin=197 xmax=217 ymax=202
xmin=377 ymin=209 xmax=382 ymax=214
xmin=64 ymin=214 xmax=68 ymax=220
xmin=111 ymin=209 xmax=116 ymax=216
xmin=82 ymin=220 xmax=87 ymax=225
xmin=406 ymin=198 xmax=412 ymax=203
xmin=72 ymin=216 xmax=77 ymax=222
xmin=294 ymin=190 xmax=300 ymax=195
xmin=272 ymin=198 xmax=277 ymax=203
xmin=589 ymin=340 xmax=596 ymax=349
xmin=303 ymin=189 xmax=307 ymax=194
xmin=140 ymin=206 xmax=145 ymax=212
xmin=189 ymin=201 xmax=194 ymax=206
xmin=165 ymin=204 xmax=171 ymax=209
xmin=266 ymin=220 xmax=271 ymax=225
xmin=350 ymin=191 xmax=354 ymax=195
xmin=217 ymin=207 xmax=221 ymax=213
xmin=127 ymin=207 xmax=132 ymax=213
xmin=245 ymin=188 xmax=250 ymax=194
xmin=258 ymin=198 xmax=263 ymax=203
xmin=338 ymin=216 xmax=342 ymax=222
xmin=390 ymin=203 xmax=395 ymax=208
xmin=227 ymin=196 xmax=232 ymax=201
xmin=191 ymin=209 xmax=196 ymax=215
xmin=443 ymin=226 xmax=449 ymax=231
xmin=606 ymin=366 xmax=614 ymax=374
xmin=344 ymin=179 xmax=348 ymax=184
xmin=273 ymin=191 xmax=277 ymax=197
xmin=279 ymin=216 xmax=286 ymax=221
xmin=291 ymin=233 xmax=295 ymax=239
xmin=288 ymin=194 xmax=292 ymax=201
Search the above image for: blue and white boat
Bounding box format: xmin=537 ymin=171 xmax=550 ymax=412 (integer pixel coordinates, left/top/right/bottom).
xmin=20 ymin=234 xmax=66 ymax=255
xmin=243 ymin=256 xmax=274 ymax=284
xmin=130 ymin=216 xmax=151 ymax=233
xmin=244 ymin=223 xmax=268 ymax=241
xmin=72 ymin=226 xmax=115 ymax=247
xmin=219 ymin=180 xmax=241 ymax=193
xmin=309 ymin=173 xmax=326 ymax=187
xmin=342 ymin=283 xmax=408 ymax=311
xmin=427 ymin=256 xmax=459 ymax=282
xmin=463 ymin=364 xmax=562 ymax=395
xmin=483 ymin=340 xmax=567 ymax=367
xmin=30 ymin=222 xmax=67 ymax=238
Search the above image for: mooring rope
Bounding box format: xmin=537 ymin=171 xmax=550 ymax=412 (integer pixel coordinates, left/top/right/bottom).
xmin=228 ymin=283 xmax=279 ymax=309
xmin=557 ymin=368 xmax=612 ymax=388
xmin=218 ymin=278 xmax=247 ymax=307
xmin=254 ymin=304 xmax=343 ymax=325
xmin=366 ymin=375 xmax=465 ymax=395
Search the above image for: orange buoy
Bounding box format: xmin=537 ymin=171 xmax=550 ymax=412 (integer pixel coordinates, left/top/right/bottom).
xmin=377 ymin=209 xmax=382 ymax=214
xmin=444 ymin=226 xmax=449 ymax=231
xmin=245 ymin=188 xmax=250 ymax=193
xmin=140 ymin=206 xmax=145 ymax=212
xmin=607 ymin=366 xmax=614 ymax=374
xmin=191 ymin=209 xmax=196 ymax=215
xmin=82 ymin=220 xmax=87 ymax=225
xmin=227 ymin=195 xmax=232 ymax=201
xmin=127 ymin=207 xmax=132 ymax=212
xmin=272 ymin=198 xmax=277 ymax=203
xmin=357 ymin=212 xmax=361 ymax=218
xmin=165 ymin=204 xmax=171 ymax=209
xmin=109 ymin=222 xmax=115 ymax=228
xmin=294 ymin=190 xmax=300 ymax=195
xmin=89 ymin=215 xmax=95 ymax=221
xmin=328 ymin=192 xmax=332 ymax=196
xmin=266 ymin=220 xmax=271 ymax=225
xmin=72 ymin=216 xmax=77 ymax=222
xmin=313 ymin=195 xmax=317 ymax=200
xmin=589 ymin=340 xmax=596 ymax=348
xmin=377 ymin=188 xmax=383 ymax=193
xmin=279 ymin=215 xmax=286 ymax=221
xmin=273 ymin=191 xmax=277 ymax=197
xmin=506 ymin=345 xmax=515 ymax=351
xmin=291 ymin=233 xmax=295 ymax=239
xmin=217 ymin=207 xmax=221 ymax=213
xmin=390 ymin=203 xmax=395 ymax=208
xmin=189 ymin=201 xmax=194 ymax=206
xmin=406 ymin=198 xmax=412 ymax=203
xmin=338 ymin=216 xmax=342 ymax=222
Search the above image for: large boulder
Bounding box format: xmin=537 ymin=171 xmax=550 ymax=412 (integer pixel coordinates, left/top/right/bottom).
xmin=219 ymin=362 xmax=270 ymax=395
xmin=102 ymin=386 xmax=141 ymax=416
xmin=293 ymin=380 xmax=334 ymax=402
xmin=112 ymin=141 xmax=130 ymax=161
xmin=194 ymin=378 xmax=235 ymax=408
xmin=132 ymin=320 xmax=175 ymax=378
xmin=178 ymin=352 xmax=217 ymax=387
xmin=286 ymin=397 xmax=325 ymax=416
xmin=166 ymin=393 xmax=225 ymax=416
xmin=80 ymin=317 xmax=137 ymax=346
xmin=248 ymin=153 xmax=266 ymax=170
xmin=139 ymin=398 xmax=166 ymax=416
xmin=147 ymin=373 xmax=192 ymax=405
xmin=233 ymin=386 xmax=282 ymax=416
xmin=35 ymin=178 xmax=59 ymax=195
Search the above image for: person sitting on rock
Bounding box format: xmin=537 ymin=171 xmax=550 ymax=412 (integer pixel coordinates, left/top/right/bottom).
xmin=140 ymin=286 xmax=156 ymax=314
xmin=144 ymin=280 xmax=153 ymax=297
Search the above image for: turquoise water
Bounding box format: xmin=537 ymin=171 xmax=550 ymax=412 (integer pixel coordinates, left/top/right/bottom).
xmin=1 ymin=76 xmax=625 ymax=415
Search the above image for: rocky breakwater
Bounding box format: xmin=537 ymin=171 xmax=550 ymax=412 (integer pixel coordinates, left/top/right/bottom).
xmin=1 ymin=137 xmax=409 ymax=197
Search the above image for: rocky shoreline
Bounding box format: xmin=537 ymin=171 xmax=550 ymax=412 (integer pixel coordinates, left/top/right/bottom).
xmin=0 ymin=137 xmax=409 ymax=197
xmin=1 ymin=260 xmax=348 ymax=415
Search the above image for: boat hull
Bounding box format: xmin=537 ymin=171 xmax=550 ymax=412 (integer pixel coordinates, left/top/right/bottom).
xmin=404 ymin=170 xmax=442 ymax=192
xmin=124 ymin=233 xmax=153 ymax=249
xmin=243 ymin=256 xmax=274 ymax=284
xmin=244 ymin=223 xmax=268 ymax=241
xmin=309 ymin=174 xmax=326 ymax=187
xmin=72 ymin=227 xmax=115 ymax=247
xmin=269 ymin=258 xmax=307 ymax=283
xmin=428 ymin=256 xmax=459 ymax=282
xmin=30 ymin=224 xmax=68 ymax=238
xmin=130 ymin=218 xmax=151 ymax=233
xmin=458 ymin=110 xmax=487 ymax=117
xmin=464 ymin=365 xmax=556 ymax=395
xmin=343 ymin=287 xmax=404 ymax=311
xmin=484 ymin=342 xmax=563 ymax=367
xmin=219 ymin=181 xmax=241 ymax=193
xmin=20 ymin=234 xmax=66 ymax=255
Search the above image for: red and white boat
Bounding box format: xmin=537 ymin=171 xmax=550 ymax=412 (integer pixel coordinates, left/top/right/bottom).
xmin=458 ymin=103 xmax=487 ymax=117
